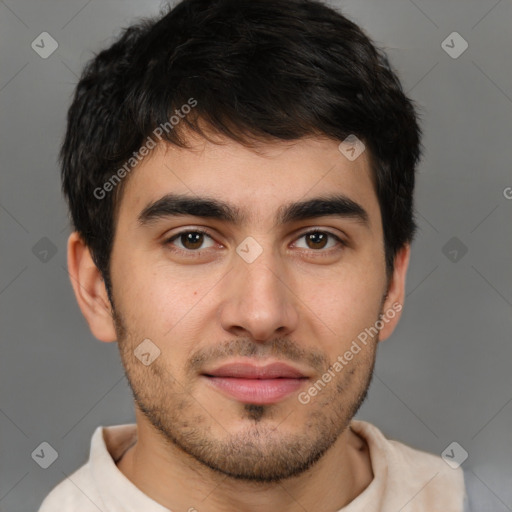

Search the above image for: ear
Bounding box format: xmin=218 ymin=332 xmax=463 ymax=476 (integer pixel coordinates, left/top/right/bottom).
xmin=66 ymin=231 xmax=117 ymax=342
xmin=378 ymin=244 xmax=411 ymax=342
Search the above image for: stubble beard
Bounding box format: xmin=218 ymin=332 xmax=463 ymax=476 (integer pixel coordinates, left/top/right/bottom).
xmin=112 ymin=306 xmax=376 ymax=483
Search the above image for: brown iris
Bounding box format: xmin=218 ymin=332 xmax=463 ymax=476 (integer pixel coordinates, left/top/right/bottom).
xmin=304 ymin=232 xmax=328 ymax=250
xmin=180 ymin=232 xmax=205 ymax=250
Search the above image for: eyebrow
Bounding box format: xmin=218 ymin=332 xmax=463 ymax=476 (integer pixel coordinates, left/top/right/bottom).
xmin=137 ymin=193 xmax=369 ymax=228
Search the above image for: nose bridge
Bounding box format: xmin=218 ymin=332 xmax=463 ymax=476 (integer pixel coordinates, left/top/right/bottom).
xmin=219 ymin=235 xmax=298 ymax=341
xmin=240 ymin=243 xmax=283 ymax=300
xmin=236 ymin=235 xmax=287 ymax=310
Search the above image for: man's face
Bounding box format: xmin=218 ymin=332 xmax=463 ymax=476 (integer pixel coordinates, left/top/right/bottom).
xmin=108 ymin=134 xmax=392 ymax=481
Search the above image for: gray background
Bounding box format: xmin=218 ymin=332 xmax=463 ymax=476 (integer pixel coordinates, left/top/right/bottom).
xmin=1 ymin=0 xmax=511 ymax=510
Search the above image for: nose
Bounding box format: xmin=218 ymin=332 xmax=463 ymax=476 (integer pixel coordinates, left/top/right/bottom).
xmin=218 ymin=245 xmax=300 ymax=343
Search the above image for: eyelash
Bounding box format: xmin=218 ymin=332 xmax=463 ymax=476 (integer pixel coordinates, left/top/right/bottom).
xmin=164 ymin=228 xmax=346 ymax=258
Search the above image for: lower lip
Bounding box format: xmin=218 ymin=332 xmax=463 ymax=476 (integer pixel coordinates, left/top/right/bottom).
xmin=203 ymin=376 xmax=306 ymax=405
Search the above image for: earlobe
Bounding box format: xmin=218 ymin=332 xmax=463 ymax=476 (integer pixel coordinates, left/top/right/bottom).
xmin=66 ymin=232 xmax=117 ymax=343
xmin=378 ymin=244 xmax=411 ymax=342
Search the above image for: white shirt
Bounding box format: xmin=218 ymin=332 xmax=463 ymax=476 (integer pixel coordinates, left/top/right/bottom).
xmin=38 ymin=420 xmax=467 ymax=511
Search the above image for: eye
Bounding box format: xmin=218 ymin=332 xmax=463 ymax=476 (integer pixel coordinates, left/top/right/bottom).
xmin=164 ymin=228 xmax=345 ymax=256
xmin=165 ymin=229 xmax=216 ymax=253
xmin=293 ymin=230 xmax=345 ymax=252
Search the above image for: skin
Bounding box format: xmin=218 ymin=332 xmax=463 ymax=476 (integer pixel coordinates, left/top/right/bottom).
xmin=67 ymin=132 xmax=410 ymax=512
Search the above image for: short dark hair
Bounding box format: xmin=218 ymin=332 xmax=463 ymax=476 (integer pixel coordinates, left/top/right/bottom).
xmin=60 ymin=0 xmax=422 ymax=302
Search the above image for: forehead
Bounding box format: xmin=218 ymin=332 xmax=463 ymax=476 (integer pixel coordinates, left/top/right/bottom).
xmin=116 ymin=135 xmax=380 ymax=228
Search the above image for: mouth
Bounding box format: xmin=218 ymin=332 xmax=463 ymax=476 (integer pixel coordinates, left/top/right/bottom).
xmin=201 ymin=361 xmax=309 ymax=405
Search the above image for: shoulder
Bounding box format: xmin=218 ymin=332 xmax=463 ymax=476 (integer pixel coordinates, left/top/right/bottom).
xmin=353 ymin=419 xmax=465 ymax=481
xmin=351 ymin=420 xmax=466 ymax=509
xmin=38 ymin=462 xmax=104 ymax=512
xmin=37 ymin=424 xmax=119 ymax=512
xmin=387 ymin=433 xmax=465 ymax=492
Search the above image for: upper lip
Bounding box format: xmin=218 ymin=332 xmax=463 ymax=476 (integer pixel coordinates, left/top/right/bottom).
xmin=202 ymin=361 xmax=308 ymax=379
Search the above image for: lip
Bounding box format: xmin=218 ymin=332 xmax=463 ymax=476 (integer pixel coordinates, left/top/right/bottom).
xmin=202 ymin=361 xmax=309 ymax=405
xmin=204 ymin=362 xmax=307 ymax=379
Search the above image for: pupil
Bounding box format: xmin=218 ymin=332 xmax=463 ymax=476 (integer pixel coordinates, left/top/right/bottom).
xmin=184 ymin=232 xmax=203 ymax=249
xmin=308 ymin=232 xmax=327 ymax=249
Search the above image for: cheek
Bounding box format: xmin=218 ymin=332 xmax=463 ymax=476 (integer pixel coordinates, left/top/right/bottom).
xmin=301 ymin=266 xmax=385 ymax=351
xmin=120 ymin=261 xmax=216 ymax=353
xmin=111 ymin=256 xmax=177 ymax=338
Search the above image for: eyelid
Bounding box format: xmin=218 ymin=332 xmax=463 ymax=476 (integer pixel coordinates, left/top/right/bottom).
xmin=165 ymin=227 xmax=218 ymax=251
xmin=164 ymin=226 xmax=347 ymax=254
xmin=291 ymin=228 xmax=346 ymax=250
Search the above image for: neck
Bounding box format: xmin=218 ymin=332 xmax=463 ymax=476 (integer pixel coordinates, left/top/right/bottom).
xmin=116 ymin=417 xmax=373 ymax=512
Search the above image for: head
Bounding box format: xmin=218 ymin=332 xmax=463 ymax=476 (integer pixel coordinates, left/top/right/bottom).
xmin=63 ymin=0 xmax=421 ymax=482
